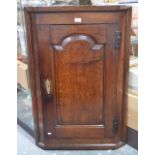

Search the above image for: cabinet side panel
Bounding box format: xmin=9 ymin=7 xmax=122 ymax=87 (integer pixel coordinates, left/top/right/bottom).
xmin=31 ymin=14 xmax=46 ymax=142
xmin=121 ymin=8 xmax=132 ymax=142
xmin=24 ymin=11 xmax=42 ymax=142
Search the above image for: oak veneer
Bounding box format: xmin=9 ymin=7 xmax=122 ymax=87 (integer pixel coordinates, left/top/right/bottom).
xmin=24 ymin=5 xmax=132 ymax=150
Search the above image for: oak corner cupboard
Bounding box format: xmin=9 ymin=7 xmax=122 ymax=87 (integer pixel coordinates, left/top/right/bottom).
xmin=24 ymin=5 xmax=132 ymax=150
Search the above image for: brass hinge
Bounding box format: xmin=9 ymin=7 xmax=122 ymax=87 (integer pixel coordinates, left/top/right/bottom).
xmin=114 ymin=31 xmax=121 ymax=49
xmin=112 ymin=118 xmax=119 ymax=134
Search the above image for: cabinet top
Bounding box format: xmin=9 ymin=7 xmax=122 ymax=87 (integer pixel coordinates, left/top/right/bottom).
xmin=24 ymin=5 xmax=132 ymax=13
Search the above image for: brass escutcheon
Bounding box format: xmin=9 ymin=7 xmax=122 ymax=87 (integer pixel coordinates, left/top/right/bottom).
xmin=45 ymin=79 xmax=50 ymax=95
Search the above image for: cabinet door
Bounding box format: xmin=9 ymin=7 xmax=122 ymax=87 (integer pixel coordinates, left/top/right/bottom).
xmin=36 ymin=24 xmax=123 ymax=141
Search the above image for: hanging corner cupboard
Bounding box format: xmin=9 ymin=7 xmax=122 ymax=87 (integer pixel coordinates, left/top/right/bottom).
xmin=24 ymin=5 xmax=132 ymax=150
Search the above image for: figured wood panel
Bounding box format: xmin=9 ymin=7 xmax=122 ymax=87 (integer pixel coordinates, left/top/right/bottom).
xmin=50 ymin=24 xmax=106 ymax=44
xmin=53 ymin=34 xmax=104 ymax=125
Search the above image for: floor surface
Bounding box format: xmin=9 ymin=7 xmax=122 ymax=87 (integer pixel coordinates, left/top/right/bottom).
xmin=17 ymin=125 xmax=138 ymax=155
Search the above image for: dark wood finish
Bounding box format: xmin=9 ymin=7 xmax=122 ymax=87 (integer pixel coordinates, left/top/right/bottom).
xmin=24 ymin=6 xmax=132 ymax=150
xmin=35 ymin=12 xmax=121 ymax=24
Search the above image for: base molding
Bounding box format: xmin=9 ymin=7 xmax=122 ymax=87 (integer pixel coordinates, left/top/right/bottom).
xmin=18 ymin=121 xmax=137 ymax=150
xmin=37 ymin=141 xmax=125 ymax=150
